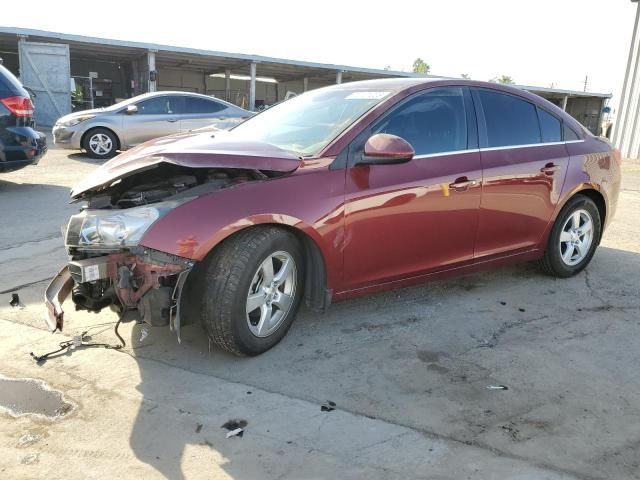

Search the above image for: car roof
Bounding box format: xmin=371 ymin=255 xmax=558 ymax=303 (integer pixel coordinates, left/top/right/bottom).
xmin=132 ymin=90 xmax=243 ymax=109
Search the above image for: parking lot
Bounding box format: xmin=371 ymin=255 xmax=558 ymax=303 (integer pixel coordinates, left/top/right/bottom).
xmin=1 ymin=140 xmax=640 ymax=479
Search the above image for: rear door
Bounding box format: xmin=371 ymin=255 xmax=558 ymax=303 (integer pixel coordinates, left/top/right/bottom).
xmin=121 ymin=95 xmax=184 ymax=146
xmin=471 ymin=88 xmax=569 ymax=259
xmin=180 ymin=96 xmax=241 ymax=131
xmin=343 ymin=86 xmax=482 ymax=290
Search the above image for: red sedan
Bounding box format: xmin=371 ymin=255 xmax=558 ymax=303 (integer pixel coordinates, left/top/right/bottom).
xmin=46 ymin=78 xmax=621 ymax=356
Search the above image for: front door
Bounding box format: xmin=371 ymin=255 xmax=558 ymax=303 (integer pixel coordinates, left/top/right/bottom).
xmin=471 ymin=88 xmax=570 ymax=259
xmin=122 ymin=95 xmax=184 ymax=147
xmin=343 ymin=87 xmax=482 ymax=290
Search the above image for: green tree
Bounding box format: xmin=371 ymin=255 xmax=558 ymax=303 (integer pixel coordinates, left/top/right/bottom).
xmin=490 ymin=75 xmax=515 ymax=84
xmin=412 ymin=58 xmax=431 ymax=75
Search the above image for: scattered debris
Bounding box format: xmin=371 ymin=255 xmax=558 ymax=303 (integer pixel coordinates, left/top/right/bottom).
xmin=9 ymin=293 xmax=24 ymax=309
xmin=17 ymin=433 xmax=42 ymax=447
xmin=226 ymin=428 xmax=244 ymax=438
xmin=501 ymin=423 xmax=520 ymax=441
xmin=486 ymin=385 xmax=509 ymax=391
xmin=222 ymin=419 xmax=247 ymax=430
xmin=139 ymin=327 xmax=149 ymax=343
xmin=20 ymin=452 xmax=40 ymax=465
xmin=321 ymin=400 xmax=336 ymax=412
xmin=222 ymin=419 xmax=247 ymax=438
xmin=195 ymin=423 xmax=203 ymax=433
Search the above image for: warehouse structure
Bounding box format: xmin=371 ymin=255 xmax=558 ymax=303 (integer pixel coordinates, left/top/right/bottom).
xmin=0 ymin=26 xmax=610 ymax=133
xmin=613 ymin=0 xmax=640 ymax=159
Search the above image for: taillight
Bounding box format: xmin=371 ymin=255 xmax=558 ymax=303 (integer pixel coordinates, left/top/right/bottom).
xmin=0 ymin=96 xmax=34 ymax=117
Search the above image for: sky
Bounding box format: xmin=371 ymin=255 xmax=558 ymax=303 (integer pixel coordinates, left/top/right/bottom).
xmin=6 ymin=0 xmax=636 ymax=109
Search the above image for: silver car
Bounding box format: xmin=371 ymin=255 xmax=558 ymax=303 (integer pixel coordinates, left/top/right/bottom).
xmin=52 ymin=91 xmax=251 ymax=159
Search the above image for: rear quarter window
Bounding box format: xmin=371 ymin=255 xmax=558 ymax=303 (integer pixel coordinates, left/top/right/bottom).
xmin=564 ymin=123 xmax=581 ymax=141
xmin=538 ymin=108 xmax=562 ymax=143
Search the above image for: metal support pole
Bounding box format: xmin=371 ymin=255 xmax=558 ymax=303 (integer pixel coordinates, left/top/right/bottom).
xmin=147 ymin=50 xmax=157 ymax=93
xmin=89 ymin=76 xmax=94 ymax=109
xmin=619 ymin=31 xmax=640 ymax=157
xmin=249 ymin=62 xmax=257 ymax=111
xmin=303 ymin=77 xmax=309 ymax=92
xmin=225 ymin=69 xmax=231 ymax=102
xmin=17 ymin=34 xmax=27 ymax=81
xmin=561 ymin=95 xmax=568 ymax=111
xmin=613 ymin=1 xmax=640 ymax=148
xmin=336 ymin=71 xmax=343 ymax=84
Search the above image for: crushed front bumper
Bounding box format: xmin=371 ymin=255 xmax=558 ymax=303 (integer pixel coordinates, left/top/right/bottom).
xmin=44 ymin=250 xmax=195 ymax=339
xmin=44 ymin=266 xmax=74 ymax=332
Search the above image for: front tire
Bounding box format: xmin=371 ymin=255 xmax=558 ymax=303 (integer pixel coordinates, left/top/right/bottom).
xmin=82 ymin=128 xmax=118 ymax=159
xmin=201 ymin=227 xmax=304 ymax=356
xmin=538 ymin=195 xmax=601 ymax=277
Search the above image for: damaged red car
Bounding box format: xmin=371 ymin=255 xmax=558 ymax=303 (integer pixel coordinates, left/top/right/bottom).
xmin=45 ymin=78 xmax=621 ymax=356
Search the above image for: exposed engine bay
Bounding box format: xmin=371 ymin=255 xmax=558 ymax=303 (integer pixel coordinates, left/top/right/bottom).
xmin=76 ymin=163 xmax=270 ymax=209
xmin=47 ymin=163 xmax=283 ymax=340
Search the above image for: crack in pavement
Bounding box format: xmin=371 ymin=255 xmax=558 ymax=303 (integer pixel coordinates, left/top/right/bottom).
xmin=0 ymin=277 xmax=51 ymax=295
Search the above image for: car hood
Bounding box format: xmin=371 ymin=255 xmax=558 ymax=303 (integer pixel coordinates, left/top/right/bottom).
xmin=70 ymin=130 xmax=302 ymax=199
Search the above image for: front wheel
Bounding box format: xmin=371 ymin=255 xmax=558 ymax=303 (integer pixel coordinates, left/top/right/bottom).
xmin=82 ymin=128 xmax=118 ymax=159
xmin=538 ymin=195 xmax=602 ymax=277
xmin=201 ymin=227 xmax=304 ymax=356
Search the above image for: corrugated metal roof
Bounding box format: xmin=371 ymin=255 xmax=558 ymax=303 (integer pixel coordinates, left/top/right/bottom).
xmin=0 ymin=26 xmax=612 ymax=98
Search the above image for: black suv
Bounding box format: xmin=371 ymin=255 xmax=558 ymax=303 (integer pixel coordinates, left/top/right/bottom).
xmin=0 ymin=62 xmax=47 ymax=172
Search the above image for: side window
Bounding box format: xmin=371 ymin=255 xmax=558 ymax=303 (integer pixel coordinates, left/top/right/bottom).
xmin=538 ymin=108 xmax=562 ymax=143
xmin=563 ymin=123 xmax=580 ymax=141
xmin=372 ymin=87 xmax=467 ymax=156
xmin=477 ymin=90 xmax=541 ymax=147
xmin=136 ymin=96 xmax=170 ymax=115
xmin=184 ymin=96 xmax=226 ymax=114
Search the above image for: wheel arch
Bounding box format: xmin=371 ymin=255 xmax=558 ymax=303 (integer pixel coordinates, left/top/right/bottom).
xmin=544 ymin=186 xmax=607 ymax=249
xmin=192 ymin=222 xmax=331 ymax=313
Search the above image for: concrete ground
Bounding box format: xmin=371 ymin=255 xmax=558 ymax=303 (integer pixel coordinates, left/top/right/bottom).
xmin=0 ymin=140 xmax=639 ymax=480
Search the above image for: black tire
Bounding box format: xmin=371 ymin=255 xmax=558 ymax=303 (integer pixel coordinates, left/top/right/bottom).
xmin=201 ymin=227 xmax=305 ymax=356
xmin=538 ymin=195 xmax=602 ymax=277
xmin=82 ymin=128 xmax=119 ymax=159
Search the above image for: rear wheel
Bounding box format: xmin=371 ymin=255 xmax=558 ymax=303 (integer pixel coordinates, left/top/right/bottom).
xmin=538 ymin=195 xmax=601 ymax=277
xmin=82 ymin=128 xmax=118 ymax=159
xmin=201 ymin=227 xmax=304 ymax=356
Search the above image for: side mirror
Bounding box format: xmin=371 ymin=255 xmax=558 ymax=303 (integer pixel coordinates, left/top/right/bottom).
xmin=126 ymin=104 xmax=138 ymax=115
xmin=358 ymin=133 xmax=415 ymax=166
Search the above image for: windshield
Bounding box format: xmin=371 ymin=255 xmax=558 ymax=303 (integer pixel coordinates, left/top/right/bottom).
xmin=228 ymin=88 xmax=392 ymax=156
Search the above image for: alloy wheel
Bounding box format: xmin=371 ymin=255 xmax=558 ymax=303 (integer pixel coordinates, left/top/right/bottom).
xmin=246 ymin=251 xmax=297 ymax=337
xmin=89 ymin=133 xmax=113 ymax=156
xmin=559 ymin=209 xmax=594 ymax=266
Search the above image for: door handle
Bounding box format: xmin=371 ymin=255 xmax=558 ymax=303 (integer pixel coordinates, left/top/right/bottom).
xmin=540 ymin=163 xmax=560 ymax=175
xmin=449 ymin=177 xmax=478 ymax=191
xmin=167 ymin=118 xmax=179 ymax=123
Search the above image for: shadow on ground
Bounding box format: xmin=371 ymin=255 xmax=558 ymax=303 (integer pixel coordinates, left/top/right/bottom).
xmin=123 ymin=246 xmax=640 ymax=479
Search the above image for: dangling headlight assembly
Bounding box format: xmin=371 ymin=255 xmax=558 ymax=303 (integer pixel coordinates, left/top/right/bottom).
xmin=65 ymin=200 xmax=188 ymax=249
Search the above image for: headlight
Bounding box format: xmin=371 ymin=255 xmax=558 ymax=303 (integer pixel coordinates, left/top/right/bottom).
xmin=68 ymin=200 xmax=187 ymax=248
xmin=59 ymin=114 xmax=95 ymax=127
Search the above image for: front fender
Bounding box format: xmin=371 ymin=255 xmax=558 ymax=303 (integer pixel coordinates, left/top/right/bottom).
xmin=139 ymin=169 xmax=346 ymax=290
